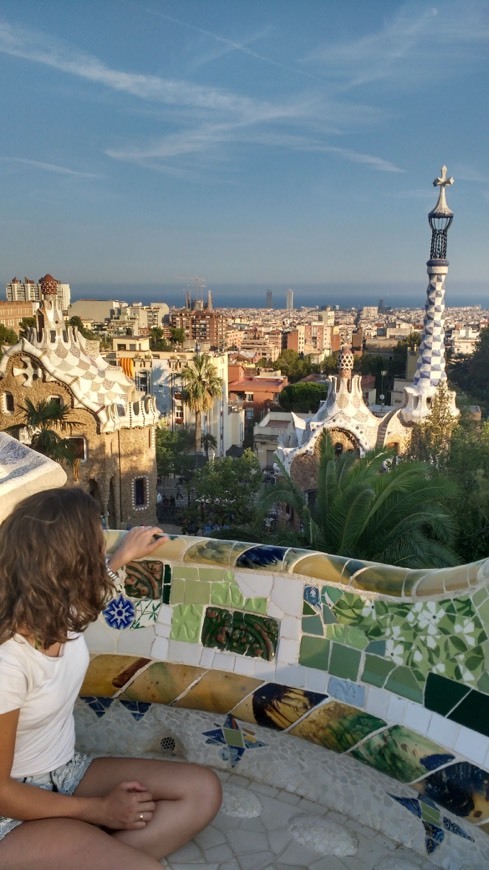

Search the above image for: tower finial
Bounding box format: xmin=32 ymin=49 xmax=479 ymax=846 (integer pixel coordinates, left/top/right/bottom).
xmin=428 ymin=165 xmax=454 ymax=260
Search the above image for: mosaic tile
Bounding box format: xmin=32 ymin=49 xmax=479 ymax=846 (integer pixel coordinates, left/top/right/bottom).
xmin=235 ymin=545 xmax=287 ymax=571
xmin=210 ymin=581 xmax=245 ymax=608
xmin=324 ymin=623 xmax=369 ymax=650
xmin=202 ymin=608 xmax=279 ymax=660
xmin=80 ymin=695 xmax=114 ymax=717
xmin=171 ymin=565 xmax=199 ymax=581
xmin=302 ymin=614 xmax=324 ymax=636
xmin=299 ymin=635 xmax=330 ymax=670
xmin=446 ymin=688 xmax=489 ymax=737
xmin=419 ymin=761 xmax=489 ymax=823
xmin=81 ymin=654 xmax=151 ymax=697
xmin=291 ymin=553 xmax=349 ymax=584
xmin=385 ymin=667 xmax=424 ymax=703
xmin=184 ymin=539 xmax=237 ymax=566
xmin=131 ymin=599 xmax=162 ymax=629
xmin=361 ymin=653 xmax=395 ymax=688
xmin=184 ymin=578 xmax=212 ymax=605
xmin=202 ymin=714 xmax=267 ymax=767
xmin=162 ymin=563 xmax=172 ymax=604
xmin=242 ymin=597 xmax=267 ymax=614
xmin=232 ymin=683 xmax=327 ymax=730
xmin=350 ymin=564 xmax=408 ymax=596
xmin=424 ymin=673 xmax=471 ymax=716
xmin=125 ymin=559 xmax=164 ymax=599
xmin=351 ymin=725 xmax=454 ymax=783
xmin=198 ymin=566 xmax=232 ymax=582
xmin=282 ymin=547 xmax=316 ymax=572
xmin=328 ymin=676 xmax=365 ymax=708
xmin=169 ymin=575 xmax=186 ymax=604
xmin=121 ymin=661 xmax=207 ymax=704
xmin=328 ymin=642 xmax=361 ymax=681
xmin=170 ymin=603 xmax=203 ymax=642
xmin=322 ymin=585 xmax=343 ymax=605
xmin=118 ymin=698 xmax=151 ymax=720
xmin=174 ymin=670 xmax=262 ymax=714
xmin=289 ymin=700 xmax=386 ymax=752
xmin=147 ymin=534 xmax=187 ymax=563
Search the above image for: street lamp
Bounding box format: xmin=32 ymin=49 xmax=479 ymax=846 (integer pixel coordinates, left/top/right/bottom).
xmin=380 ymin=369 xmax=387 ymax=405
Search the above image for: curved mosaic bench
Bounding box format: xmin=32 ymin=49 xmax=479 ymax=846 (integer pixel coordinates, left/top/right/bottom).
xmin=77 ymin=531 xmax=489 ymax=865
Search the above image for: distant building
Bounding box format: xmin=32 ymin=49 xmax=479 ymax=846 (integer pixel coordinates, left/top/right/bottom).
xmin=0 ymin=300 xmax=37 ymax=332
xmin=266 ymin=290 xmax=273 ymax=309
xmin=7 ymin=275 xmax=70 ymax=311
xmin=286 ymin=289 xmax=294 ymax=311
xmin=169 ymin=309 xmax=227 ymax=351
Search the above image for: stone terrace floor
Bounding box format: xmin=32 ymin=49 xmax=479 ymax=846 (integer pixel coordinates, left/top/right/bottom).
xmin=166 ymin=769 xmax=435 ymax=870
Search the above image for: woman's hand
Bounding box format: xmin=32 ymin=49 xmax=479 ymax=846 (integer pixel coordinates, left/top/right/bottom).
xmin=107 ymin=526 xmax=167 ymax=571
xmin=97 ymin=781 xmax=156 ymax=830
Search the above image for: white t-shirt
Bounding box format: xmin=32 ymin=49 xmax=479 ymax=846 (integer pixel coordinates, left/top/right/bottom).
xmin=0 ymin=633 xmax=89 ymax=778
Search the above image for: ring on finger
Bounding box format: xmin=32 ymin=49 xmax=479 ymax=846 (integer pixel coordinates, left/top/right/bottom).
xmin=139 ymin=813 xmax=144 ymax=821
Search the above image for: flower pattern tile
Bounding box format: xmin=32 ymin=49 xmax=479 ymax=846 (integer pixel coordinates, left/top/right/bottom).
xmin=202 ymin=607 xmax=279 ymax=660
xmin=124 ymin=559 xmax=164 ymax=599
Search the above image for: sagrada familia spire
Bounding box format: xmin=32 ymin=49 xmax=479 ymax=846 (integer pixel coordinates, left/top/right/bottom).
xmin=401 ymin=165 xmax=459 ymax=423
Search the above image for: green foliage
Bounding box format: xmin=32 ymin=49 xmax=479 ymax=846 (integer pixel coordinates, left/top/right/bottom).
xmin=156 ymin=426 xmax=195 ymax=479
xmin=260 ymin=432 xmax=459 ymax=568
xmin=443 ymin=416 xmax=489 ymax=562
xmin=13 ymin=397 xmax=78 ymax=467
xmin=182 ymin=449 xmax=262 ymax=531
xmin=0 ymin=324 xmax=18 ymax=345
xmin=18 ymin=317 xmax=36 ymax=339
xmin=407 ymin=382 xmax=458 ymax=467
xmin=449 ymin=327 xmax=489 ymax=411
xmin=273 ymin=349 xmax=318 ymax=382
xmin=149 ymin=327 xmax=171 ymax=351
xmin=169 ymin=327 xmax=185 ymax=345
xmin=181 ymin=354 xmax=223 ymax=452
xmin=68 ymin=316 xmax=97 ymax=340
xmin=278 ymin=382 xmax=328 ymax=412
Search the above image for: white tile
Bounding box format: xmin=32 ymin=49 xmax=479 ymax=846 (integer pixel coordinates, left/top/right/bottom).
xmin=199 ymin=648 xmax=215 ymax=669
xmin=116 ymin=628 xmax=153 ymax=656
xmin=276 ymin=638 xmax=300 ymax=665
xmin=211 ymin=651 xmax=236 ymax=672
xmin=403 ymin=702 xmax=432 ymax=735
xmin=271 ymin=578 xmax=303 ymax=616
xmin=267 ymin=601 xmax=285 ymax=618
xmin=455 ymin=726 xmax=489 ymax=766
xmin=154 ymin=621 xmax=171 ymax=638
xmin=387 ymin=694 xmax=407 ymax=725
xmin=364 ymin=687 xmax=390 ymax=721
xmin=156 ymin=604 xmax=173 ymax=626
xmin=252 ymin=659 xmax=277 ymax=679
xmin=234 ymin=570 xmax=273 ymax=598
xmin=234 ymin=657 xmax=260 ymax=677
xmin=281 ymin=616 xmax=301 ymax=640
xmin=426 ymin=712 xmax=461 ymax=749
xmin=151 ymin=637 xmax=169 ymax=659
xmin=304 ymin=668 xmax=330 ymax=694
xmin=84 ymin=619 xmax=117 ymax=653
xmin=274 ymin=664 xmax=303 ymax=686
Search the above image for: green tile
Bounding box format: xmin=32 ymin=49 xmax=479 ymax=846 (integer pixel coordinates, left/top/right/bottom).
xmin=323 ymin=585 xmax=343 ymax=604
xmin=473 ymin=587 xmax=488 ymax=607
xmin=448 ymin=688 xmax=489 ymax=737
xmin=170 ymin=604 xmax=202 ymax=642
xmin=243 ymin=597 xmax=267 ymax=614
xmin=210 ymin=581 xmax=244 ymax=608
xmin=477 ymin=672 xmax=489 ymax=694
xmin=299 ymin=636 xmax=330 ymax=670
xmin=425 ymin=673 xmax=471 ymax=716
xmin=329 ymin=642 xmax=361 ymax=681
xmin=478 ymin=598 xmax=489 ymax=627
xmin=302 ymin=615 xmax=325 ymax=636
xmin=303 ymin=602 xmax=317 ymax=616
xmin=185 ymin=579 xmax=211 ymax=605
xmin=362 ymin=654 xmax=394 ymax=688
xmin=324 ymin=624 xmax=368 ymax=650
xmin=169 ymin=576 xmax=186 ymax=604
xmin=172 ymin=566 xmax=199 ymax=581
xmin=366 ymin=640 xmax=386 ymax=656
xmin=199 ymin=566 xmax=230 ymax=582
xmin=322 ymin=604 xmax=337 ymax=624
xmin=385 ymin=667 xmax=424 ymax=703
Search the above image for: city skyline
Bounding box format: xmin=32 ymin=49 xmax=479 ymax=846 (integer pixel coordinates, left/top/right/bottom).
xmin=1 ymin=1 xmax=488 ymax=299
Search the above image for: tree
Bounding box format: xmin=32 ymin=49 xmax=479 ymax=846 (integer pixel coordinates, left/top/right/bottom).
xmin=201 ymin=431 xmax=217 ymax=459
xmin=260 ymin=432 xmax=459 ymax=568
xmin=18 ymin=317 xmax=36 ymax=339
xmin=12 ymin=397 xmax=78 ymax=467
xmin=182 ymin=450 xmax=262 ymax=532
xmin=442 ymin=416 xmax=489 ymax=562
xmin=449 ymin=327 xmax=489 ymax=411
xmin=149 ymin=327 xmax=171 ymax=352
xmin=278 ymin=382 xmax=328 ymax=412
xmin=68 ymin=316 xmax=97 ymax=340
xmin=273 ymin=349 xmax=319 ymax=382
xmin=181 ymin=353 xmax=223 ymax=453
xmin=407 ymin=382 xmax=458 ymax=468
xmin=169 ymin=327 xmax=185 ymax=346
xmin=156 ymin=426 xmax=195 ymax=480
xmin=0 ymin=325 xmax=18 ymax=345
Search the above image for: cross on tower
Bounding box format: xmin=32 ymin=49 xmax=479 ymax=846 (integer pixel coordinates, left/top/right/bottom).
xmin=433 ymin=165 xmax=454 ymax=191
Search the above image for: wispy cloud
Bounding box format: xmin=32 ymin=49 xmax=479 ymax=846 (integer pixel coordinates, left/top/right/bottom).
xmin=0 ymin=157 xmax=102 ymax=177
xmin=305 ymin=1 xmax=489 ymax=89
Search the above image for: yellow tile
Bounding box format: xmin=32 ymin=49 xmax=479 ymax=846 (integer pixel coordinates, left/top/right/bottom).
xmin=122 ymin=661 xmax=207 ymax=704
xmin=174 ymin=670 xmax=262 ymax=713
xmin=81 ymin=654 xmax=151 ymax=697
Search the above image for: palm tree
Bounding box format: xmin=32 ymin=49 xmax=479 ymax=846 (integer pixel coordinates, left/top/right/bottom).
xmin=201 ymin=431 xmax=217 ymax=459
xmin=181 ymin=353 xmax=223 ymax=454
xmin=260 ymin=432 xmax=460 ymax=568
xmin=14 ymin=397 xmax=78 ymax=467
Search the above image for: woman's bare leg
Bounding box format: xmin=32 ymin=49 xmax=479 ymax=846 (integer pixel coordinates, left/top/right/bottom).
xmin=75 ymin=757 xmax=222 ymax=859
xmin=0 ymin=818 xmax=161 ymax=870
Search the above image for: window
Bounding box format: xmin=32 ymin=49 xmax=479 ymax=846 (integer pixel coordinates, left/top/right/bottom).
xmin=67 ymin=437 xmax=87 ymax=461
xmin=48 ymin=395 xmax=62 ymax=406
xmin=133 ymin=476 xmax=148 ymax=508
xmin=2 ymin=392 xmax=14 ymax=413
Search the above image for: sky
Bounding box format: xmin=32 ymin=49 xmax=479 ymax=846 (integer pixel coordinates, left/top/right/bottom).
xmin=0 ymin=0 xmax=488 ymax=306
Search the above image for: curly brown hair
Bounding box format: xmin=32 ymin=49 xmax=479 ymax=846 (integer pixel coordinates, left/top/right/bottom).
xmin=0 ymin=487 xmax=115 ymax=647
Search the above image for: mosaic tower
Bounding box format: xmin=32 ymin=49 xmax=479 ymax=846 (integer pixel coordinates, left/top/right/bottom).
xmin=402 ymin=166 xmax=459 ymax=424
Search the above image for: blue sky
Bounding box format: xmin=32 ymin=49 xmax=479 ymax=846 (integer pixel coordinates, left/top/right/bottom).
xmin=0 ymin=0 xmax=488 ymax=303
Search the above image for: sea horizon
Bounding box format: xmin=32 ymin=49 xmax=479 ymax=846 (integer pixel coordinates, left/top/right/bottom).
xmin=70 ymin=281 xmax=489 ymax=311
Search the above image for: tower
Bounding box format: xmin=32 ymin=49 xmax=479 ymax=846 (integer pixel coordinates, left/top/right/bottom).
xmin=401 ymin=166 xmax=459 ymax=424
xmin=266 ymin=290 xmax=273 ymax=309
xmin=286 ymin=289 xmax=294 ymax=311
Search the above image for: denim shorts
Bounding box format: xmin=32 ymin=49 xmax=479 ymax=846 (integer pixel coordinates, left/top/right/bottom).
xmin=0 ymin=752 xmax=92 ymax=841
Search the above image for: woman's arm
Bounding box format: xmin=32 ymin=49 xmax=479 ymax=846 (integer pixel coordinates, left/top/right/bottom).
xmin=106 ymin=525 xmax=167 ymax=573
xmin=0 ymin=710 xmax=155 ymax=829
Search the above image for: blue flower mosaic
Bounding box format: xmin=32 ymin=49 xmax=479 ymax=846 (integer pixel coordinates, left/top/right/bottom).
xmin=103 ymin=594 xmax=136 ymax=629
xmin=389 ymin=793 xmax=474 ymax=855
xmin=202 ymin=713 xmax=267 ymax=768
